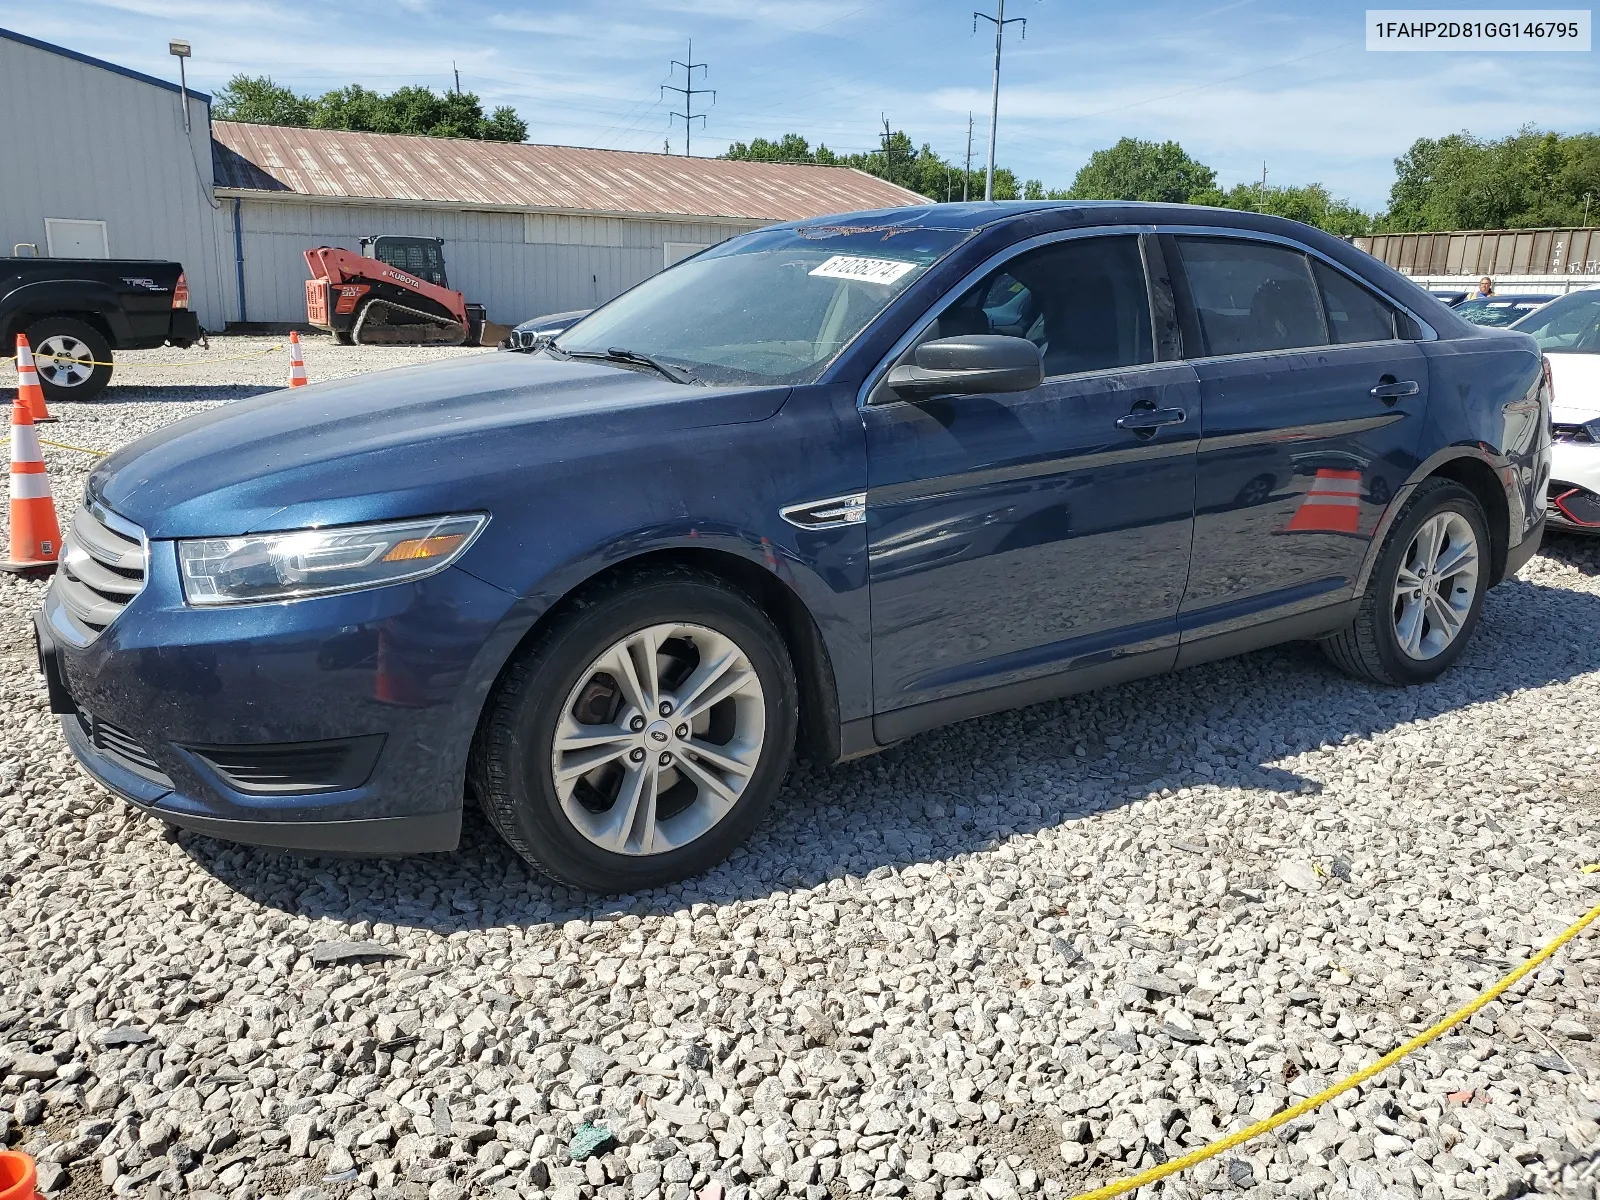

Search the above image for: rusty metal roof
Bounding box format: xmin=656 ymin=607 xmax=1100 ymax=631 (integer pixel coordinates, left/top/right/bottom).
xmin=211 ymin=121 xmax=929 ymax=222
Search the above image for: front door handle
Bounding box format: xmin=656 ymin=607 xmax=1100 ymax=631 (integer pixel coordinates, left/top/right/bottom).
xmin=1115 ymin=406 xmax=1187 ymax=432
xmin=1370 ymin=379 xmax=1420 ymax=403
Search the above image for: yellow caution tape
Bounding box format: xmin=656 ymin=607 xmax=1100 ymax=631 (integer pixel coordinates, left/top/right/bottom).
xmin=1583 ymin=864 xmax=1600 ymax=874
xmin=39 ymin=438 xmax=109 ymax=457
xmin=1068 ymin=895 xmax=1600 ymax=1200
xmin=2 ymin=344 xmax=284 ymax=370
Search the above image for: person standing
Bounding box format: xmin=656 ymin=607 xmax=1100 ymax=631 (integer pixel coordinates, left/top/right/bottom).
xmin=1474 ymin=276 xmax=1495 ymax=298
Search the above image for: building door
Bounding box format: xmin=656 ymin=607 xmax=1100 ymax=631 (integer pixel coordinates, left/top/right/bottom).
xmin=44 ymin=218 xmax=109 ymax=258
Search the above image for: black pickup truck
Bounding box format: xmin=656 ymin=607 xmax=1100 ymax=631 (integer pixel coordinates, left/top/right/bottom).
xmin=1 ymin=257 xmax=203 ymax=401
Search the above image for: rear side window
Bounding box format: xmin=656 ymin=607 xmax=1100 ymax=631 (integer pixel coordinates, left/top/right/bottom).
xmin=933 ymin=235 xmax=1154 ymax=376
xmin=1175 ymin=237 xmax=1327 ymax=355
xmin=1314 ymin=262 xmax=1398 ymax=343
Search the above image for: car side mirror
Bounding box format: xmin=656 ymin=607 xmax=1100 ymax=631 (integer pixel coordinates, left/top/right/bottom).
xmin=885 ymin=335 xmax=1043 ymax=398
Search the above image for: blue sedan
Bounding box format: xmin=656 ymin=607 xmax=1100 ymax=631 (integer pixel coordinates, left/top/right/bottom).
xmin=40 ymin=202 xmax=1552 ymax=891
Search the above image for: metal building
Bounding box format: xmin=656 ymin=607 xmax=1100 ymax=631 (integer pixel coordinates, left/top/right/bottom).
xmin=2 ymin=26 xmax=927 ymax=334
xmin=210 ymin=122 xmax=928 ymax=325
xmin=0 ymin=27 xmax=234 ymax=330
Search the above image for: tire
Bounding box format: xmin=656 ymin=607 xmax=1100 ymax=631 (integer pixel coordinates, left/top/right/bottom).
xmin=24 ymin=317 xmax=112 ymax=402
xmin=470 ymin=567 xmax=798 ymax=892
xmin=1322 ymin=478 xmax=1490 ymax=685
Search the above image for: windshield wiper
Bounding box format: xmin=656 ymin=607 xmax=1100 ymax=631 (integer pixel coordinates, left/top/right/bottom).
xmin=568 ymin=346 xmax=696 ymax=385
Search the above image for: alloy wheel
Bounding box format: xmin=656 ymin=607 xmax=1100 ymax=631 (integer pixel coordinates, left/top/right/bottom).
xmin=1392 ymin=511 xmax=1480 ymax=661
xmin=35 ymin=334 xmax=96 ymax=388
xmin=550 ymin=622 xmax=766 ymax=856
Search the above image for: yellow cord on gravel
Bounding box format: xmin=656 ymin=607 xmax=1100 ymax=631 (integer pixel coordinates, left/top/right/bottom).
xmin=1067 ymin=896 xmax=1600 ymax=1200
xmin=39 ymin=438 xmax=109 ymax=457
xmin=3 ymin=343 xmax=283 ymax=370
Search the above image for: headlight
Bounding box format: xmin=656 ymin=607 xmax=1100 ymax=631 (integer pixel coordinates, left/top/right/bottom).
xmin=178 ymin=514 xmax=487 ymax=606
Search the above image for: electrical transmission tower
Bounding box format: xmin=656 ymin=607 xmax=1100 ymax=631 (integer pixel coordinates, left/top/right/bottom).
xmin=662 ymin=41 xmax=714 ymax=156
xmin=973 ymin=1 xmax=1025 ymax=201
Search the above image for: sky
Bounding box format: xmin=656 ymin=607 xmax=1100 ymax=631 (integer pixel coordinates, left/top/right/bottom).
xmin=6 ymin=0 xmax=1598 ymax=212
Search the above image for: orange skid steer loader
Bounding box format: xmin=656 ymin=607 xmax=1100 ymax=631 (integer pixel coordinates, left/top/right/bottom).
xmin=303 ymin=235 xmax=511 ymax=346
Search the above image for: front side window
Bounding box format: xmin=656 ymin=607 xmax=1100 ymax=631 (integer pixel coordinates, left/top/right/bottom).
xmin=930 ymin=235 xmax=1154 ymax=377
xmin=1314 ymin=262 xmax=1398 ymax=343
xmin=556 ymin=224 xmax=972 ymax=386
xmin=1176 ymin=237 xmax=1327 ymax=356
xmin=1511 ymin=289 xmax=1600 ymax=353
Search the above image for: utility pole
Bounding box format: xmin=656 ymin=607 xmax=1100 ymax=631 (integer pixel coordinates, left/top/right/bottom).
xmin=1585 ymin=191 xmax=1594 ymax=227
xmin=1259 ymin=160 xmax=1268 ymax=210
xmin=453 ymin=62 xmax=460 ymax=95
xmin=662 ymin=40 xmax=714 ymax=156
xmin=974 ymin=1 xmax=1025 ymax=201
xmin=963 ymin=113 xmax=973 ymax=202
xmin=881 ymin=115 xmax=895 ymax=187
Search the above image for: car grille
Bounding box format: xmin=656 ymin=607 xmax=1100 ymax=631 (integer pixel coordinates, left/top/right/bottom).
xmin=1553 ymin=423 xmax=1595 ymax=444
xmin=76 ymin=710 xmax=172 ymax=786
xmin=54 ymin=506 xmax=146 ymax=641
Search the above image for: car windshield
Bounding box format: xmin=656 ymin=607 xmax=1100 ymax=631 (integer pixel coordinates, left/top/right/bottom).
xmin=1456 ymin=298 xmax=1551 ymax=327
xmin=1510 ymin=289 xmax=1600 ymax=352
xmin=553 ymin=223 xmax=972 ymax=385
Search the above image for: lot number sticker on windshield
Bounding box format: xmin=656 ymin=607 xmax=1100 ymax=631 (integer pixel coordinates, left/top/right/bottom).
xmin=809 ymin=255 xmax=918 ymax=285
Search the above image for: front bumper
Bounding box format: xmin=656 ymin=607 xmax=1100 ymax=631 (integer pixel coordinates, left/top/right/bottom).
xmin=1549 ymin=439 xmax=1600 ymax=533
xmin=40 ymin=541 xmax=524 ymax=853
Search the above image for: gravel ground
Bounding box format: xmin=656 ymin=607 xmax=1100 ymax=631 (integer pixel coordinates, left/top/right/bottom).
xmin=2 ymin=335 xmax=1600 ymax=1200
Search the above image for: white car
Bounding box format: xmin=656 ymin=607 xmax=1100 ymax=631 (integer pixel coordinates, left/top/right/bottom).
xmin=1512 ymin=288 xmax=1600 ymax=532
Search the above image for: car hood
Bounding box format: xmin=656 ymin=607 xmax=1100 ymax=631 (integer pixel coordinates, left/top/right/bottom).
xmin=1548 ymin=352 xmax=1600 ymax=422
xmin=91 ymin=351 xmax=790 ymax=538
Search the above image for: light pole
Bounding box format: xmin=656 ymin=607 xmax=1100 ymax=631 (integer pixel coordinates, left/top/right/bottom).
xmin=169 ymin=39 xmax=192 ymax=134
xmin=973 ymin=2 xmax=1025 ymax=201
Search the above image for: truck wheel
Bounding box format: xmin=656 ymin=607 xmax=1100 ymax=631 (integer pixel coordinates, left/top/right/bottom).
xmin=1321 ymin=478 xmax=1490 ymax=685
xmin=470 ymin=567 xmax=798 ymax=893
xmin=25 ymin=318 xmax=113 ymax=402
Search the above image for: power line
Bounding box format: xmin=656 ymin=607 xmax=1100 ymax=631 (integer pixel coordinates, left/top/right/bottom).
xmin=662 ymin=40 xmax=714 ymax=156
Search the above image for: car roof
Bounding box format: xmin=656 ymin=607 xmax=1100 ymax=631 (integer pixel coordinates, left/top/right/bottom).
xmin=785 ymin=199 xmax=1347 ymax=235
xmin=1461 ymin=295 xmax=1556 ymax=303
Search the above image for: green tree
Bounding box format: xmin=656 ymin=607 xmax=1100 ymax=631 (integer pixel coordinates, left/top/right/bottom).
xmin=1193 ymin=181 xmax=1372 ymax=236
xmin=721 ymin=130 xmax=1016 ymax=201
xmin=1067 ymin=137 xmax=1217 ymax=203
xmin=213 ymin=75 xmax=314 ymax=126
xmin=212 ymin=74 xmax=526 ymax=142
xmin=1381 ymin=126 xmax=1600 ymax=231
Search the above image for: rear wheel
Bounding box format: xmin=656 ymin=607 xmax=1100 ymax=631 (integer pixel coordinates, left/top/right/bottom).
xmin=470 ymin=568 xmax=797 ymax=892
xmin=25 ymin=317 xmax=112 ymax=402
xmin=1322 ymin=478 xmax=1489 ymax=685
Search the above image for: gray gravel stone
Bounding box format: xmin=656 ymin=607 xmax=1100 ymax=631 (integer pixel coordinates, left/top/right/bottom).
xmin=2 ymin=336 xmax=1600 ymax=1200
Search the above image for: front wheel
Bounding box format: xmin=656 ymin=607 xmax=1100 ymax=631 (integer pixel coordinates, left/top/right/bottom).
xmin=470 ymin=568 xmax=798 ymax=892
xmin=1322 ymin=478 xmax=1490 ymax=685
xmin=25 ymin=317 xmax=113 ymax=402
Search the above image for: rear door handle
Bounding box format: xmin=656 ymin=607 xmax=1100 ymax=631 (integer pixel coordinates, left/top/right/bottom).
xmin=1115 ymin=406 xmax=1187 ymax=431
xmin=1370 ymin=380 xmax=1419 ymax=401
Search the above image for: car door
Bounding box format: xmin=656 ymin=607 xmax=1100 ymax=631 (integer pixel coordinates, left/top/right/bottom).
xmin=862 ymin=232 xmax=1202 ymax=738
xmin=1164 ymin=234 xmax=1432 ymax=663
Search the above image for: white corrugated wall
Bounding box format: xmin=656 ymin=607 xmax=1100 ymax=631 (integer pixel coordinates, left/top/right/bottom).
xmin=0 ymin=35 xmax=233 ymax=331
xmin=232 ymin=199 xmax=763 ymax=325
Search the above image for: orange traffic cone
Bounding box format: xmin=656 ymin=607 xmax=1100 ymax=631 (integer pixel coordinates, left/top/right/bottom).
xmin=14 ymin=335 xmax=55 ymax=424
xmin=0 ymin=1147 xmax=39 ymax=1199
xmin=287 ymin=330 xmax=308 ymax=388
xmin=1285 ymin=469 xmax=1363 ymax=535
xmin=4 ymin=391 xmax=61 ymax=577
